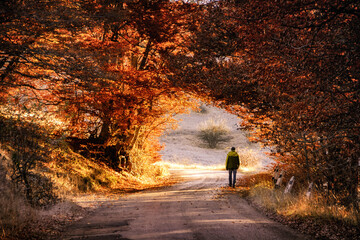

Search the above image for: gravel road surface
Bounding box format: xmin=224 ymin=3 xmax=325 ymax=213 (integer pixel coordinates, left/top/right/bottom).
xmin=62 ymin=169 xmax=308 ymax=240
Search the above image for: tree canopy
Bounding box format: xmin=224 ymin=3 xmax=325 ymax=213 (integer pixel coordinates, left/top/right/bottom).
xmin=165 ymin=0 xmax=359 ymax=209
xmin=1 ymin=0 xmax=359 ymax=209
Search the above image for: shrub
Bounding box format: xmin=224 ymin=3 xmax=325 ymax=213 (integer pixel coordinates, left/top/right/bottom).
xmin=238 ymin=148 xmax=261 ymax=168
xmin=198 ymin=118 xmax=230 ymax=148
xmin=197 ymin=104 xmax=208 ymax=114
xmin=0 ymin=116 xmax=58 ymax=207
xmin=238 ymin=172 xmax=273 ymax=187
xmin=129 ymin=146 xmax=169 ymax=181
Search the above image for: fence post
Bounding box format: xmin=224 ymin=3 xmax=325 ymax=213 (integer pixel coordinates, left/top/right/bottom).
xmin=306 ymin=182 xmax=313 ymax=199
xmin=272 ymin=165 xmax=280 ymax=185
xmin=275 ymin=170 xmax=285 ymax=189
xmin=284 ymin=176 xmax=295 ymax=194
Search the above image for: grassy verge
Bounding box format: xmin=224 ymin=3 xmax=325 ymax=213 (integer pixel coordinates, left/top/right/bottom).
xmin=0 ymin=182 xmax=37 ymax=239
xmin=238 ymin=172 xmax=360 ymax=239
xmin=0 ymin=144 xmax=175 ymax=240
xmin=41 ymin=147 xmax=172 ymax=196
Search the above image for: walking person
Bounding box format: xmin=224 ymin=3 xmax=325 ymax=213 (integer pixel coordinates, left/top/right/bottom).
xmin=225 ymin=147 xmax=240 ymax=188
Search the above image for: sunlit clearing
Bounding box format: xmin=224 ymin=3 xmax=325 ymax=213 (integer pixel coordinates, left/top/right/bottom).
xmin=158 ymin=161 xmax=224 ymax=170
xmin=156 ymin=161 xmax=264 ymax=173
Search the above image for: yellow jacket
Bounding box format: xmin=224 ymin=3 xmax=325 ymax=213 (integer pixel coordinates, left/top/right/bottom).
xmin=226 ymin=150 xmax=240 ymax=170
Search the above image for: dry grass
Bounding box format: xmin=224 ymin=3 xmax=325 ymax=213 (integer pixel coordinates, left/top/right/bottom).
xmin=0 ymin=188 xmax=37 ymax=239
xmin=237 ymin=148 xmax=261 ymax=171
xmin=240 ymin=172 xmax=360 ymax=226
xmin=238 ymin=171 xmax=273 ymax=186
xmin=0 ymin=160 xmax=37 ymax=240
xmin=284 ymin=194 xmax=360 ymax=225
xmin=1 ymin=142 xmax=174 ymax=239
xmin=39 ymin=145 xmax=172 ymax=197
xmin=129 ymin=147 xmax=170 ymax=183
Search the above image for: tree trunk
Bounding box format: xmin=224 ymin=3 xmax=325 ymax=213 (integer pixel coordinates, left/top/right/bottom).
xmin=138 ymin=38 xmax=152 ymax=70
xmin=98 ymin=118 xmax=111 ymax=142
xmin=349 ymin=155 xmax=359 ymax=212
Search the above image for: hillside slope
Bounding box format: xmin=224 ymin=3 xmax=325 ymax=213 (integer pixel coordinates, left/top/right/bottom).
xmin=160 ymin=104 xmax=272 ymax=169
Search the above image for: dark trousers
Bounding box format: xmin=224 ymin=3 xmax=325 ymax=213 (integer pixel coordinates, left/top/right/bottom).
xmin=228 ymin=169 xmax=237 ymax=187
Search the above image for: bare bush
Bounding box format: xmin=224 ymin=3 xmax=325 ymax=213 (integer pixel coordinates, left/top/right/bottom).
xmin=197 ymin=104 xmax=208 ymax=114
xmin=238 ymin=149 xmax=261 ymax=168
xmin=198 ymin=118 xmax=230 ymax=148
xmin=0 ymin=117 xmax=58 ymax=207
xmin=129 ymin=147 xmax=169 ymax=180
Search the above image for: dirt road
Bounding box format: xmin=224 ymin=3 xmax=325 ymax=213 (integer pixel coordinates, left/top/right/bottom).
xmin=62 ymin=169 xmax=308 ymax=240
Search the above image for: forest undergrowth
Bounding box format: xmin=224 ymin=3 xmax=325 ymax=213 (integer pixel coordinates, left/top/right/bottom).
xmin=237 ymin=171 xmax=360 ymax=240
xmin=231 ymin=144 xmax=360 ymax=239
